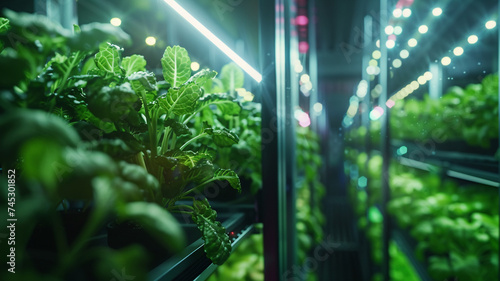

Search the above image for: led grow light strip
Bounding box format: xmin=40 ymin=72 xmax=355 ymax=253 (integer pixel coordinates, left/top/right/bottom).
xmin=162 ymin=0 xmax=262 ymax=83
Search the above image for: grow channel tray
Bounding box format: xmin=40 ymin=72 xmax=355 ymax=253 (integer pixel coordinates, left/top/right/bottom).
xmin=148 ymin=212 xmax=255 ymax=281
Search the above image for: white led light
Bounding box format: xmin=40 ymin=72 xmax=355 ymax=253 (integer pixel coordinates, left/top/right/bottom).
xmin=410 ymin=81 xmax=419 ymax=90
xmin=294 ymin=64 xmax=304 ymax=73
xmin=432 ymin=7 xmax=442 ymax=16
xmin=408 ymin=38 xmax=417 ymax=47
xmin=485 ymin=20 xmax=497 ymax=29
xmin=403 ymin=8 xmax=412 ymax=18
xmin=386 ymin=40 xmax=396 ymax=49
xmin=394 ymin=26 xmax=403 ymax=35
xmin=393 ymin=8 xmax=403 ymax=18
xmin=110 ymin=17 xmax=122 ymax=27
xmin=385 ymin=25 xmax=394 ymax=35
xmin=372 ymin=50 xmax=382 ymax=59
xmin=418 ymin=25 xmax=428 ymax=34
xmin=400 ymin=49 xmax=409 ymax=59
xmin=300 ymin=74 xmax=310 ymax=84
xmin=424 ymin=71 xmax=433 ymax=80
xmin=191 ymin=62 xmax=200 ymax=71
xmin=369 ymin=59 xmax=378 ymax=67
xmin=453 ymin=46 xmax=464 ymax=56
xmin=162 ymin=0 xmax=262 ymax=82
xmin=467 ymin=35 xmax=478 ymax=44
xmin=392 ymin=59 xmax=402 ymax=68
xmin=313 ymin=103 xmax=323 ymax=113
xmin=441 ymin=56 xmax=452 ymax=66
xmin=418 ymin=76 xmax=426 ymax=85
xmin=145 ymin=36 xmax=157 ymax=46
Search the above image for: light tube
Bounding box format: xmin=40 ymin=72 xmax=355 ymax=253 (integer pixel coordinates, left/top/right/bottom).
xmin=162 ymin=0 xmax=262 ymax=83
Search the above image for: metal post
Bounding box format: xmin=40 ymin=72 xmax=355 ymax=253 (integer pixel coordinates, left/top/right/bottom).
xmin=379 ymin=0 xmax=391 ymax=280
xmin=35 ymin=0 xmax=78 ymax=29
xmin=429 ymin=62 xmax=443 ymax=100
xmin=260 ymin=0 xmax=297 ymax=279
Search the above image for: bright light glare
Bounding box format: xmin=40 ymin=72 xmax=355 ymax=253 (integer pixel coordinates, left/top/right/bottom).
xmin=424 ymin=71 xmax=433 ymax=80
xmin=369 ymin=59 xmax=378 ymax=67
xmin=385 ymin=25 xmax=394 ymax=35
xmin=400 ymin=49 xmax=409 ymax=59
xmin=453 ymin=46 xmax=464 ymax=56
xmin=313 ymin=103 xmax=323 ymax=113
xmin=145 ymin=36 xmax=157 ymax=46
xmin=403 ymin=8 xmax=412 ymax=18
xmin=485 ymin=20 xmax=497 ymax=29
xmin=372 ymin=50 xmax=382 ymax=59
xmin=376 ymin=40 xmax=380 ymax=48
xmin=467 ymin=35 xmax=478 ymax=44
xmin=408 ymin=38 xmax=417 ymax=47
xmin=418 ymin=25 xmax=428 ymax=34
xmin=441 ymin=56 xmax=452 ymax=66
xmin=386 ymin=99 xmax=395 ymax=108
xmin=300 ymin=74 xmax=310 ymax=84
xmin=191 ymin=62 xmax=200 ymax=71
xmin=370 ymin=106 xmax=384 ymax=120
xmin=294 ymin=64 xmax=304 ymax=73
xmin=392 ymin=59 xmax=402 ymax=68
xmin=394 ymin=26 xmax=403 ymax=35
xmin=356 ymin=80 xmax=368 ymax=98
xmin=110 ymin=17 xmax=122 ymax=27
xmin=410 ymin=81 xmax=419 ymax=90
xmin=393 ymin=8 xmax=402 ymax=18
xmin=418 ymin=76 xmax=426 ymax=85
xmin=386 ymin=40 xmax=396 ymax=49
xmin=432 ymin=7 xmax=442 ymax=16
xmin=162 ymin=0 xmax=262 ymax=82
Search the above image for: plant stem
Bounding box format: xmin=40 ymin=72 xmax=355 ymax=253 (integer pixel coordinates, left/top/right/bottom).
xmin=179 ymin=132 xmax=208 ymax=151
xmin=179 ymin=177 xmax=217 ymax=198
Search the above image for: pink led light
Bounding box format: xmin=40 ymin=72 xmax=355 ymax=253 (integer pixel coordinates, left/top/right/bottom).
xmin=298 ymin=112 xmax=311 ymax=127
xmin=374 ymin=106 xmax=384 ymax=115
xmin=386 ymin=99 xmax=396 ymax=108
xmin=296 ymin=15 xmax=309 ymax=26
xmin=388 ymin=34 xmax=396 ymax=41
xmin=299 ymin=41 xmax=309 ymax=53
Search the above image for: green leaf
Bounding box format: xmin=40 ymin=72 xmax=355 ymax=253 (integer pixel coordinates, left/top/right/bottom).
xmin=187 ymin=69 xmax=217 ymax=85
xmin=205 ymin=127 xmax=239 ymax=147
xmin=186 ymin=159 xmax=214 ymax=184
xmin=220 ymin=63 xmax=244 ymax=93
xmin=165 ymin=119 xmax=191 ymax=136
xmin=159 ymin=83 xmax=202 ymax=116
xmin=95 ymin=43 xmax=123 ymax=74
xmin=87 ymin=83 xmax=138 ymax=122
xmin=173 ymin=151 xmax=213 ymax=168
xmin=73 ymin=24 xmax=81 ymax=33
xmin=192 ymin=198 xmax=232 ymax=265
xmin=161 ymin=45 xmax=191 ymax=87
xmin=128 ymin=71 xmax=157 ymax=93
xmin=0 ymin=18 xmax=11 ymax=33
xmin=122 ymin=55 xmax=147 ymax=77
xmin=118 ymin=202 xmax=186 ymax=253
xmin=199 ymin=94 xmax=241 ymax=116
xmin=212 ymin=169 xmax=241 ymax=192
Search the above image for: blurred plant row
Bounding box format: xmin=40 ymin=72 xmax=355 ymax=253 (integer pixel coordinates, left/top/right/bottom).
xmin=0 ymin=9 xmax=261 ymax=280
xmin=345 ymin=150 xmax=499 ymax=281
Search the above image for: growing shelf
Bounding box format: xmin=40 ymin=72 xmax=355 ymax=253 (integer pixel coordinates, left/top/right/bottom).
xmin=149 ymin=213 xmax=255 ymax=281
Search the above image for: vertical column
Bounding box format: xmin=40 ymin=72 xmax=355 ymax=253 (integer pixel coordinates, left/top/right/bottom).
xmin=378 ymin=0 xmax=391 ymax=280
xmin=260 ymin=0 xmax=297 ymax=279
xmin=429 ymin=63 xmax=443 ymax=100
xmin=35 ymin=0 xmax=78 ymax=29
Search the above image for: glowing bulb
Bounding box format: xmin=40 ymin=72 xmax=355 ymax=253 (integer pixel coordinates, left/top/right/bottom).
xmin=408 ymin=38 xmax=417 ymax=47
xmin=441 ymin=56 xmax=451 ymax=66
xmin=376 ymin=40 xmax=380 ymax=48
xmin=110 ymin=17 xmax=122 ymax=27
xmin=432 ymin=7 xmax=442 ymax=16
xmin=424 ymin=71 xmax=433 ymax=80
xmin=402 ymin=8 xmax=412 ymax=18
xmin=485 ymin=20 xmax=496 ymax=29
xmin=453 ymin=47 xmax=464 ymax=56
xmin=145 ymin=36 xmax=157 ymax=46
xmin=372 ymin=50 xmax=381 ymax=59
xmin=394 ymin=26 xmax=403 ymax=35
xmin=418 ymin=76 xmax=426 ymax=85
xmin=386 ymin=99 xmax=395 ymax=108
xmin=191 ymin=62 xmax=200 ymax=71
xmin=400 ymin=49 xmax=409 ymax=59
xmin=467 ymin=35 xmax=478 ymax=44
xmin=300 ymin=74 xmax=310 ymax=84
xmin=385 ymin=25 xmax=394 ymax=35
xmin=393 ymin=8 xmax=402 ymax=18
xmin=410 ymin=81 xmax=419 ymax=90
xmin=386 ymin=40 xmax=395 ymax=49
xmin=294 ymin=64 xmax=304 ymax=73
xmin=418 ymin=25 xmax=428 ymax=34
xmin=313 ymin=103 xmax=323 ymax=113
xmin=392 ymin=59 xmax=402 ymax=68
xmin=369 ymin=59 xmax=378 ymax=67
